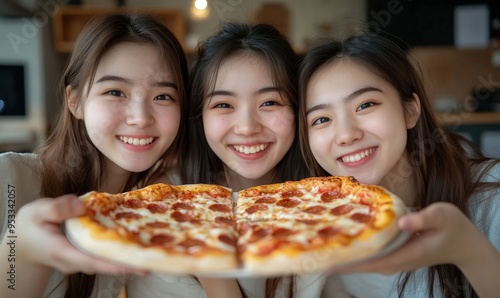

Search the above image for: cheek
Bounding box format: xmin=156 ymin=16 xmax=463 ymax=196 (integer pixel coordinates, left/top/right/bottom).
xmin=158 ymin=108 xmax=181 ymax=135
xmin=308 ymin=131 xmax=331 ymax=161
xmin=203 ymin=113 xmax=229 ymax=143
xmin=266 ymin=109 xmax=295 ymax=137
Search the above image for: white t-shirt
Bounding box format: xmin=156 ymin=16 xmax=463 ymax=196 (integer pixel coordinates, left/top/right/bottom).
xmin=321 ymin=162 xmax=500 ymax=298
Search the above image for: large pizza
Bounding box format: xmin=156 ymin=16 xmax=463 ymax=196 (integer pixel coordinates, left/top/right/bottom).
xmin=64 ymin=176 xmax=407 ymax=275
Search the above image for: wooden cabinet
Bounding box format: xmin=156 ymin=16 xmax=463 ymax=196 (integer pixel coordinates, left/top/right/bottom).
xmin=53 ymin=6 xmax=185 ymax=52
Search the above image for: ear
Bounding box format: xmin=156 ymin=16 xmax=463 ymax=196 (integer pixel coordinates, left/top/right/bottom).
xmin=405 ymin=93 xmax=421 ymax=129
xmin=66 ymin=85 xmax=83 ymax=119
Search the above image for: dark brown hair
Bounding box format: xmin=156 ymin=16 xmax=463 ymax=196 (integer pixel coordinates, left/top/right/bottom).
xmin=184 ymin=22 xmax=308 ymax=298
xmin=37 ymin=13 xmax=188 ymax=298
xmin=298 ymin=34 xmax=500 ymax=297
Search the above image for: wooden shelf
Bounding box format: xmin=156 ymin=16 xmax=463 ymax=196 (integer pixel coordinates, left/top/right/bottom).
xmin=436 ymin=112 xmax=500 ymax=125
xmin=53 ymin=6 xmax=185 ymax=53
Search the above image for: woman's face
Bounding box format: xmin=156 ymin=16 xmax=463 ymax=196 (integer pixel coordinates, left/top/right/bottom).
xmin=202 ymin=54 xmax=295 ymax=182
xmin=305 ymin=60 xmax=417 ymax=185
xmin=72 ymin=42 xmax=181 ymax=175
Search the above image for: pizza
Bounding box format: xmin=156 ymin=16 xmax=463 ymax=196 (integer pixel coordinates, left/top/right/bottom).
xmin=64 ymin=176 xmax=407 ymax=275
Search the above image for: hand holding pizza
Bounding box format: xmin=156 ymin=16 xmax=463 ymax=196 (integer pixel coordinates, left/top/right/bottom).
xmin=16 ymin=195 xmax=147 ymax=276
xmin=330 ymin=202 xmax=499 ymax=276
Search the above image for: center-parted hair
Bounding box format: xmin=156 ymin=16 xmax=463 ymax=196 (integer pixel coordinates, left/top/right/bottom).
xmin=184 ymin=22 xmax=308 ymax=298
xmin=37 ymin=13 xmax=189 ymax=298
xmin=298 ymin=34 xmax=499 ymax=298
xmin=183 ymin=22 xmax=308 ymax=185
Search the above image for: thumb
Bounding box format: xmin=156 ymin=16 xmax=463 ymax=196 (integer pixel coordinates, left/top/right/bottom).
xmin=35 ymin=195 xmax=86 ymax=224
xmin=397 ymin=203 xmax=452 ymax=232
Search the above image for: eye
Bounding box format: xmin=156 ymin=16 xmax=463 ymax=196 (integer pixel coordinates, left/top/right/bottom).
xmin=155 ymin=94 xmax=174 ymax=101
xmin=357 ymin=101 xmax=376 ymax=111
xmin=312 ymin=117 xmax=331 ymax=126
xmin=261 ymin=101 xmax=279 ymax=107
xmin=105 ymin=90 xmax=124 ymax=97
xmin=213 ymin=103 xmax=232 ymax=109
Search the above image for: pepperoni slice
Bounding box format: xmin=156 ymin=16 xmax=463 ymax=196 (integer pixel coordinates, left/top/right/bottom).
xmin=147 ymin=203 xmax=168 ymax=214
xmin=255 ymin=197 xmax=276 ymax=204
xmin=150 ymin=234 xmax=175 ymax=245
xmin=237 ymin=221 xmax=251 ymax=235
xmin=179 ymin=238 xmax=206 ymax=248
xmin=318 ymin=226 xmax=341 ymax=239
xmin=123 ymin=199 xmax=145 ymax=209
xmin=179 ymin=191 xmax=195 ymax=200
xmin=330 ymin=204 xmax=353 ymax=215
xmin=245 ymin=204 xmax=268 ymax=214
xmin=114 ymin=212 xmax=141 ymax=220
xmin=321 ymin=191 xmax=340 ymax=202
xmin=351 ymin=213 xmax=372 ymax=223
xmin=173 ymin=202 xmax=195 ymax=210
xmin=277 ymin=198 xmax=301 ymax=208
xmin=272 ymin=227 xmax=295 ymax=238
xmin=209 ymin=204 xmax=231 ymax=213
xmin=218 ymin=234 xmax=236 ymax=247
xmin=303 ymin=206 xmax=327 ymax=214
xmin=215 ymin=217 xmax=236 ymax=227
xmin=281 ymin=190 xmax=304 ymax=198
xmin=171 ymin=211 xmax=194 ymax=222
xmin=249 ymin=227 xmax=271 ymax=243
xmin=146 ymin=221 xmax=170 ymax=228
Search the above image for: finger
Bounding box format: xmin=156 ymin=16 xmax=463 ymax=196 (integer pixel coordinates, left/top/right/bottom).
xmin=51 ymin=237 xmax=147 ymax=276
xmin=33 ymin=195 xmax=85 ymax=224
xmin=398 ymin=203 xmax=453 ymax=232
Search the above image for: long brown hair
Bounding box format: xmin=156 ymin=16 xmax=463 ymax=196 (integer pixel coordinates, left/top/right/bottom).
xmin=37 ymin=13 xmax=188 ymax=298
xmin=298 ymin=34 xmax=500 ymax=297
xmin=184 ymin=22 xmax=308 ymax=298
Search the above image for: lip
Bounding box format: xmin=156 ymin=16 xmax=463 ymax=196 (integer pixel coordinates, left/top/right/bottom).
xmin=337 ymin=146 xmax=377 ymax=167
xmin=117 ymin=135 xmax=157 ymax=152
xmin=229 ymin=143 xmax=272 ymax=160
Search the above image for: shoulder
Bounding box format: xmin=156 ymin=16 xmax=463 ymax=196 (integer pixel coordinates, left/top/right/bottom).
xmin=0 ymin=151 xmax=39 ymax=169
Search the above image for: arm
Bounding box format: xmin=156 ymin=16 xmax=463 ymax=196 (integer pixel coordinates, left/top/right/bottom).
xmin=331 ymin=203 xmax=500 ymax=296
xmin=0 ymin=195 xmax=146 ymax=298
xmin=197 ymin=277 xmax=243 ymax=298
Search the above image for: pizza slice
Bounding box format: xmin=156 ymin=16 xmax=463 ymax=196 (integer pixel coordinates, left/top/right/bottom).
xmin=65 ymin=183 xmax=239 ymax=273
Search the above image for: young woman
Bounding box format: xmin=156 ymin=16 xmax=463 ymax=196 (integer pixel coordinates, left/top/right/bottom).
xmin=298 ymin=34 xmax=500 ymax=297
xmin=182 ymin=22 xmax=326 ymax=297
xmin=0 ymin=13 xmax=239 ymax=298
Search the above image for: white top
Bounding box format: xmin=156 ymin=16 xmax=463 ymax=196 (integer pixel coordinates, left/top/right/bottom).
xmin=321 ymin=162 xmax=500 ymax=298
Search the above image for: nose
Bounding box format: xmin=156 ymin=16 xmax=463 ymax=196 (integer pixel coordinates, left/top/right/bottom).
xmin=233 ymin=108 xmax=263 ymax=136
xmin=335 ymin=117 xmax=362 ymax=146
xmin=125 ymin=99 xmax=154 ymax=128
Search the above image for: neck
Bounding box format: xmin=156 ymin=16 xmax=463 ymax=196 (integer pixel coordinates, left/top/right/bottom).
xmin=222 ymin=166 xmax=280 ymax=192
xmin=379 ymin=153 xmax=417 ymax=207
xmin=100 ymin=160 xmax=131 ymax=193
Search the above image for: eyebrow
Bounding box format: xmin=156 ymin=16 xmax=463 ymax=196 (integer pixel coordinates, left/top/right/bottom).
xmin=95 ymin=75 xmax=177 ymax=90
xmin=206 ymin=86 xmax=282 ymax=99
xmin=305 ymin=86 xmax=382 ymax=115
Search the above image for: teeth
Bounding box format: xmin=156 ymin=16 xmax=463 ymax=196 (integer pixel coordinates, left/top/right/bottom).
xmin=119 ymin=136 xmax=155 ymax=146
xmin=341 ymin=148 xmax=374 ymax=163
xmin=232 ymin=144 xmax=268 ymax=154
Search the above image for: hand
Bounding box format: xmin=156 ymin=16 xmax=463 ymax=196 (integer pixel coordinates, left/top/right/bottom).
xmin=16 ymin=195 xmax=147 ymax=275
xmin=330 ymin=202 xmax=480 ymax=275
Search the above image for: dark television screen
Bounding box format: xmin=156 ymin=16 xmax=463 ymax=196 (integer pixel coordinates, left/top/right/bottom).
xmin=0 ymin=65 xmax=26 ymax=116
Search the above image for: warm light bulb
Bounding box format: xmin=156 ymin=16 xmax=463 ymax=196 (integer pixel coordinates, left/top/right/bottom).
xmin=194 ymin=0 xmax=207 ymax=11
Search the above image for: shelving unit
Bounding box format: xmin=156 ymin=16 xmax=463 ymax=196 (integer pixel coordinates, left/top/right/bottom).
xmin=52 ymin=5 xmax=185 ymax=52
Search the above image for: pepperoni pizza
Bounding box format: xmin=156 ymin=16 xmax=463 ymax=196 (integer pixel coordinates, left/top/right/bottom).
xmin=65 ymin=176 xmax=407 ymax=275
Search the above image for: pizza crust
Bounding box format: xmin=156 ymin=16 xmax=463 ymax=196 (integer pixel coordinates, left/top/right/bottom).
xmin=65 ymin=217 xmax=239 ymax=273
